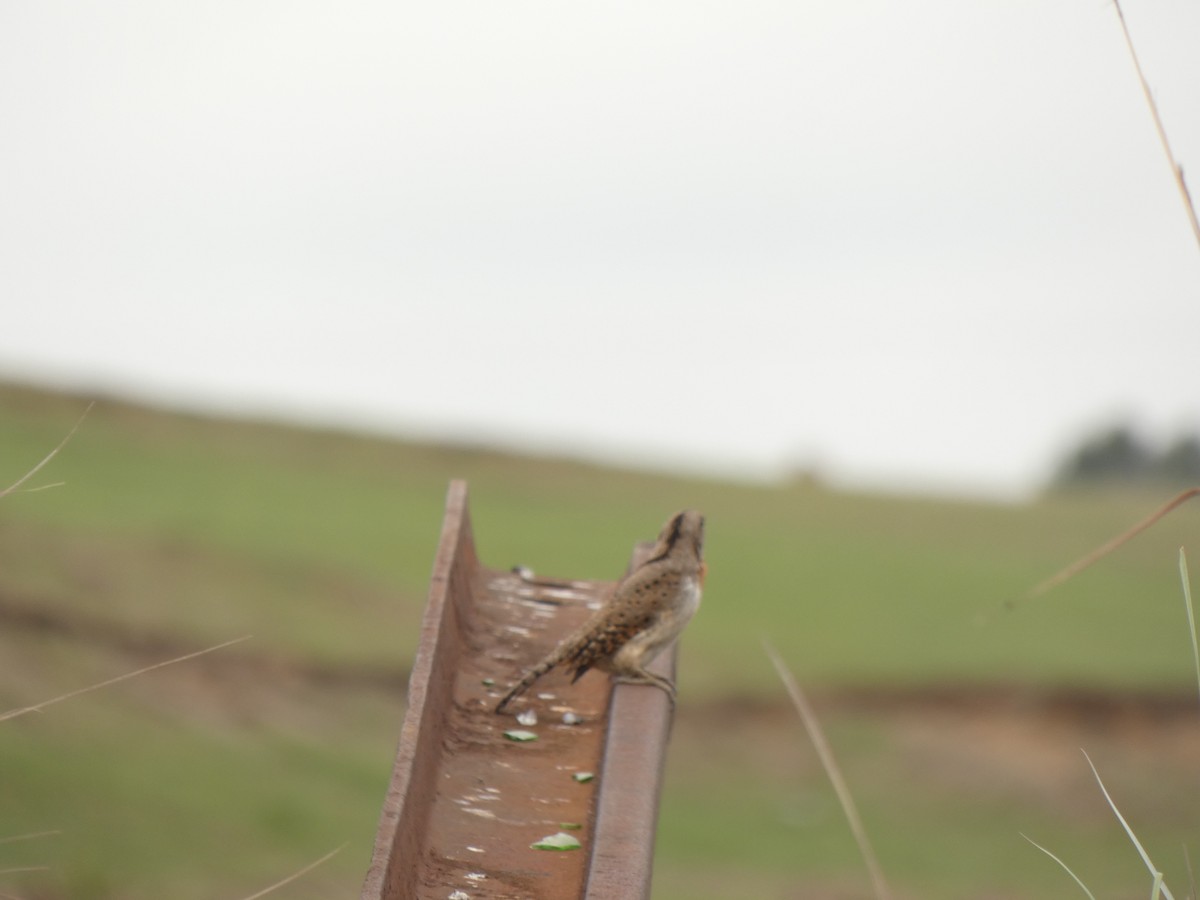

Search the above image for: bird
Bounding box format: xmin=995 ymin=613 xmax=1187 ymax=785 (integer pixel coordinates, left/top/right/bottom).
xmin=494 ymin=509 xmax=706 ymax=714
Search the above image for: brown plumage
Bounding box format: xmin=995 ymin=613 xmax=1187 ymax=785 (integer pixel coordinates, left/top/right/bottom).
xmin=495 ymin=509 xmax=706 ymax=714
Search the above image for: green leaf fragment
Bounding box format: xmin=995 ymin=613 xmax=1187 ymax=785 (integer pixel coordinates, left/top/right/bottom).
xmin=559 ymin=822 xmax=583 ymax=830
xmin=503 ymin=730 xmax=538 ymax=742
xmin=531 ymin=832 xmax=582 ymax=851
xmin=572 ymin=772 xmax=594 ymax=783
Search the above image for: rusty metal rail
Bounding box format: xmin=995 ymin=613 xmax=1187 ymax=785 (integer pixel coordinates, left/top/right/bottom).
xmin=362 ymin=480 xmax=676 ymax=900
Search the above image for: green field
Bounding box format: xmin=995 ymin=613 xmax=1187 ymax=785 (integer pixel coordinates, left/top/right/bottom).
xmin=2 ymin=382 xmax=1199 ymax=898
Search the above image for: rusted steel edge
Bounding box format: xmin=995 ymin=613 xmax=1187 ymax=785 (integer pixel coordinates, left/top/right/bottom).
xmin=584 ymin=622 xmax=676 ymax=899
xmin=361 ymin=479 xmax=479 ymax=899
xmin=362 ymin=481 xmax=676 ymax=899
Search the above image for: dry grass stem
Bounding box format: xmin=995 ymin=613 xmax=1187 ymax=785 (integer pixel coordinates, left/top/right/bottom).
xmin=0 ymin=402 xmax=92 ymax=500
xmin=236 ymin=844 xmax=345 ymax=900
xmin=1112 ymin=0 xmax=1200 ymax=253
xmin=0 ymin=635 xmax=251 ymax=723
xmin=764 ymin=639 xmax=893 ymax=900
xmin=1023 ymin=487 xmax=1200 ymax=602
xmin=0 ymin=833 xmax=60 ymax=847
xmin=0 ymin=835 xmax=55 ymax=900
xmin=1179 ymin=549 xmax=1200 ymax=708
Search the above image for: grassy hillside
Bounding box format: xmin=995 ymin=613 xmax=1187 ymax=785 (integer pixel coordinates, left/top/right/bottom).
xmin=3 ymin=382 xmax=1199 ymax=898
xmin=6 ymin=383 xmax=1199 ymax=692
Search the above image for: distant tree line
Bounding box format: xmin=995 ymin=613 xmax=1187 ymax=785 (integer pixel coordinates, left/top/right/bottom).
xmin=1053 ymin=425 xmax=1200 ymax=487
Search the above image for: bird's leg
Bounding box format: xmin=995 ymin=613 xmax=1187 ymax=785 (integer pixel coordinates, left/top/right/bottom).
xmin=612 ymin=667 xmax=677 ymax=707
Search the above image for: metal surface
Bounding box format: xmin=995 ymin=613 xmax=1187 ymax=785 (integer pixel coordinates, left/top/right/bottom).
xmin=362 ymin=481 xmax=676 ymax=900
xmin=583 ymin=540 xmax=674 ymax=899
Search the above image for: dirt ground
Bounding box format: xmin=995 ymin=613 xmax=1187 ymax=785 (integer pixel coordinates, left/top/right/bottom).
xmin=673 ymin=685 xmax=1200 ymax=810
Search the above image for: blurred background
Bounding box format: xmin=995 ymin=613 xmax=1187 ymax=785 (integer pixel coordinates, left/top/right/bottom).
xmin=2 ymin=1 xmax=1199 ymax=897
xmin=2 ymin=0 xmax=1199 ymax=499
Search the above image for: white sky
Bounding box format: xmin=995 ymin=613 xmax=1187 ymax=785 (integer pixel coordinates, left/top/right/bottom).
xmin=1 ymin=1 xmax=1198 ymax=499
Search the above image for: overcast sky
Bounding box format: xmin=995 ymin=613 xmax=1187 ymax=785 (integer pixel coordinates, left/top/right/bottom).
xmin=1 ymin=1 xmax=1198 ymax=499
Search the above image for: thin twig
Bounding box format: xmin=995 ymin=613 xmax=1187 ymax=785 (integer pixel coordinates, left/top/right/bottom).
xmin=1112 ymin=0 xmax=1200 ymax=253
xmin=0 ymin=403 xmax=93 ymax=500
xmin=236 ymin=844 xmax=345 ymax=900
xmin=1022 ymin=487 xmax=1200 ymax=602
xmin=764 ymin=639 xmax=892 ymax=900
xmin=0 ymin=636 xmax=251 ymax=723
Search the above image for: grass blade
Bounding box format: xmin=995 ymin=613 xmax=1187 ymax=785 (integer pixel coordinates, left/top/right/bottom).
xmin=1021 ymin=833 xmax=1097 ymax=899
xmin=764 ymin=639 xmax=892 ymax=900
xmin=1082 ymin=750 xmax=1175 ymax=900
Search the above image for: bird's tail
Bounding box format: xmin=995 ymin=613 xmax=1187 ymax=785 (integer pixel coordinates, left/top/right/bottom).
xmin=494 ymin=655 xmax=558 ymax=714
